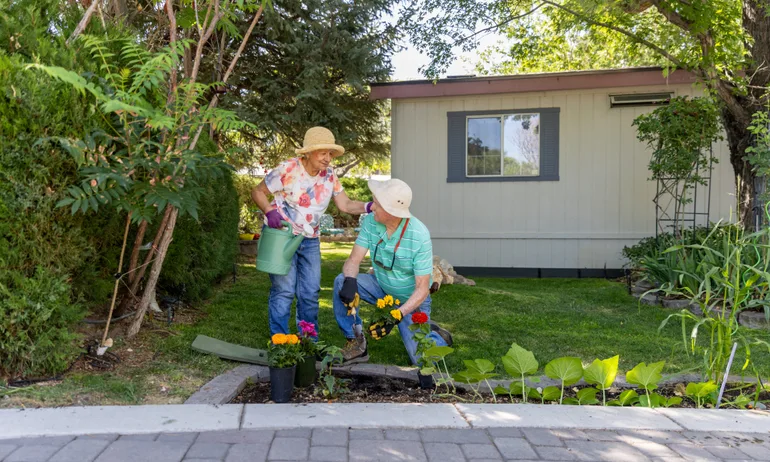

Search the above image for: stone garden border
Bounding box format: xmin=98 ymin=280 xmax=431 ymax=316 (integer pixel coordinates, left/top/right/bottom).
xmin=184 ymin=363 xmax=765 ymax=405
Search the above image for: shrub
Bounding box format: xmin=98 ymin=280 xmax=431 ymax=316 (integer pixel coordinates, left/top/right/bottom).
xmin=327 ymin=177 xmax=373 ymax=227
xmin=233 ymin=173 xmax=263 ymax=234
xmin=0 ymin=267 xmax=84 ymax=378
xmin=160 ymin=161 xmax=239 ymax=302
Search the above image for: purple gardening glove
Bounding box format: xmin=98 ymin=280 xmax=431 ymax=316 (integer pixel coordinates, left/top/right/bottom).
xmin=365 ymin=202 xmax=373 ymax=214
xmin=265 ymin=209 xmax=283 ymax=229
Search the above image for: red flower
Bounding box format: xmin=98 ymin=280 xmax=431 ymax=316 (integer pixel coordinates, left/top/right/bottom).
xmin=320 ymin=169 xmax=327 ymax=177
xmin=411 ymin=312 xmax=428 ymax=324
xmin=306 ymin=214 xmax=313 ymax=222
xmin=298 ymin=193 xmax=311 ymax=207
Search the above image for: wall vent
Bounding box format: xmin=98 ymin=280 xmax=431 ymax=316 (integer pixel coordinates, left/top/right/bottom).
xmin=609 ymin=92 xmax=673 ymax=108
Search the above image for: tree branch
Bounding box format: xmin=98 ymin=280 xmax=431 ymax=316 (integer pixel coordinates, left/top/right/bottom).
xmin=540 ymin=0 xmax=687 ymax=70
xmin=67 ymin=0 xmax=100 ymax=45
xmin=455 ymin=3 xmax=545 ymax=45
xmin=191 ymin=5 xmax=265 ymax=148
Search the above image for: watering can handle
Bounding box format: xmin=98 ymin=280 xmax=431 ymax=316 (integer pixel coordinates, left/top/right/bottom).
xmin=280 ymin=220 xmax=292 ymax=231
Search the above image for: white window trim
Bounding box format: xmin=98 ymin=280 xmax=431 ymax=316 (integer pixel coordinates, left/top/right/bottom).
xmin=464 ymin=112 xmax=542 ymax=178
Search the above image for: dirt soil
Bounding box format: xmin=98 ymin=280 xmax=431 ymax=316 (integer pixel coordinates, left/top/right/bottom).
xmin=231 ymin=373 xmax=769 ymax=408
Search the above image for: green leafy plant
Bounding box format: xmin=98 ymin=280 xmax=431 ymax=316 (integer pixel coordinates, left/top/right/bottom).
xmin=500 ymin=343 xmax=539 ymax=403
xmin=420 ymin=345 xmax=456 ymax=395
xmin=608 ymin=389 xmax=640 ymax=407
xmin=657 ymin=220 xmax=770 ymax=382
xmin=544 ymin=357 xmax=583 ymax=405
xmin=626 ymin=361 xmax=665 ymax=407
xmin=267 ymin=334 xmax=304 ymax=369
xmin=453 ymin=359 xmax=497 ymax=403
xmin=316 ymin=345 xmax=350 ymax=399
xmin=685 ymin=381 xmax=718 ymax=408
xmin=583 ymin=355 xmax=619 ymax=406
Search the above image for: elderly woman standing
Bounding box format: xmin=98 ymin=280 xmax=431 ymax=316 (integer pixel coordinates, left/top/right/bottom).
xmin=251 ymin=127 xmax=372 ymax=339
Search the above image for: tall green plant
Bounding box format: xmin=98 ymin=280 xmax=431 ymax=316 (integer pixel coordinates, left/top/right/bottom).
xmin=658 ymin=220 xmax=770 ymax=382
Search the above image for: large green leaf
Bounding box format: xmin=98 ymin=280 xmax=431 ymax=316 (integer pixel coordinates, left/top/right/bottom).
xmin=502 ymin=343 xmax=539 ymax=377
xmin=541 ymin=386 xmax=561 ymax=401
xmin=626 ymin=361 xmax=665 ymax=391
xmin=424 ymin=346 xmax=454 ymax=359
xmin=544 ymin=357 xmax=583 ymax=386
xmin=464 ymin=359 xmax=495 ymax=375
xmin=685 ymin=381 xmax=718 ymax=399
xmin=576 ymin=387 xmax=600 ymax=405
xmin=583 ymin=355 xmax=619 ymax=390
xmin=618 ymin=389 xmax=639 ymax=406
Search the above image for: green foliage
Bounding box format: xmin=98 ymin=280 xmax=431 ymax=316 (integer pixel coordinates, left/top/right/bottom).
xmin=219 ymin=0 xmax=395 ymax=171
xmin=656 ymin=220 xmax=770 ymax=382
xmin=326 ymin=177 xmax=374 ymax=228
xmin=317 ymin=345 xmax=350 ymax=399
xmin=233 ymin=174 xmax=263 ymax=234
xmin=267 ymin=339 xmax=304 ymax=369
xmin=685 ymin=381 xmax=718 ymax=408
xmin=0 ymin=267 xmax=84 ymax=378
xmin=501 ymin=342 xmax=539 ymax=403
xmin=583 ymin=355 xmax=619 ymax=405
xmin=626 ymin=361 xmax=665 ymax=407
xmin=633 ymin=96 xmax=722 ymax=184
xmin=746 ymin=109 xmax=770 ymax=206
xmin=160 ymin=163 xmax=239 ymax=302
xmin=608 ymin=389 xmax=639 ymax=407
xmin=544 ymin=357 xmax=583 ymax=404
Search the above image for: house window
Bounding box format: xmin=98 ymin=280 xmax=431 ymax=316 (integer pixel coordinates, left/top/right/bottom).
xmin=447 ymin=107 xmax=559 ymax=183
xmin=466 ymin=114 xmax=541 ymax=177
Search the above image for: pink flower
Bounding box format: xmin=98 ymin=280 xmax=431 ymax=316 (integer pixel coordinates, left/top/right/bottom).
xmin=298 ymin=193 xmax=311 ymax=207
xmin=314 ymin=183 xmax=325 ymax=200
xmin=320 ymin=169 xmax=327 ymax=177
xmin=299 ymin=320 xmax=317 ymax=338
xmin=306 ymin=214 xmax=313 ymax=222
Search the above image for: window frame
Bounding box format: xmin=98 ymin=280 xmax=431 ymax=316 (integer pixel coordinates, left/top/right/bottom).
xmin=446 ymin=107 xmax=560 ymax=184
xmin=464 ymin=112 xmax=542 ymax=179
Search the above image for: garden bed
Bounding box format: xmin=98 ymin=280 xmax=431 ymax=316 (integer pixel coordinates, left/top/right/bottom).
xmin=229 ymin=372 xmax=769 ymax=409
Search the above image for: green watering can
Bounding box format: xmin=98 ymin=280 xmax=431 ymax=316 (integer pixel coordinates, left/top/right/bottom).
xmin=256 ymin=220 xmax=304 ymax=275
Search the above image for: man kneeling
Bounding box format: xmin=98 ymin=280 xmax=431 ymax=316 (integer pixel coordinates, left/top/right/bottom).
xmin=332 ymin=178 xmax=452 ymax=365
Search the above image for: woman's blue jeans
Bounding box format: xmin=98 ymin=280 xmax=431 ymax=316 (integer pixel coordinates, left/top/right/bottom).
xmin=267 ymin=237 xmax=321 ymax=338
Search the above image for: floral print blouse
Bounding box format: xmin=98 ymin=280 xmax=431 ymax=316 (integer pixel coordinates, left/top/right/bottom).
xmin=264 ymin=157 xmax=343 ymax=238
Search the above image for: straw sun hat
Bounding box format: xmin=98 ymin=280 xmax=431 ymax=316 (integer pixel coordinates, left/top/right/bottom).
xmin=367 ymin=178 xmax=412 ymax=219
xmin=294 ymin=127 xmax=345 ymax=157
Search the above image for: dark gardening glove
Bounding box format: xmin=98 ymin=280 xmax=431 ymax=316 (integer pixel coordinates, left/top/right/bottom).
xmin=367 ymin=320 xmax=396 ymax=340
xmin=368 ymin=309 xmax=402 ymax=340
xmin=339 ymin=277 xmax=359 ymax=316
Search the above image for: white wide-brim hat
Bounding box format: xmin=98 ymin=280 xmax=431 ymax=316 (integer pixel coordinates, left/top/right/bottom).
xmin=368 ymin=178 xmax=412 ymax=219
xmin=294 ymin=126 xmax=345 ymax=157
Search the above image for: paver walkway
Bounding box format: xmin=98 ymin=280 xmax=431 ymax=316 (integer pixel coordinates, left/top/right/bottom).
xmin=2 ymin=427 xmax=769 ymax=461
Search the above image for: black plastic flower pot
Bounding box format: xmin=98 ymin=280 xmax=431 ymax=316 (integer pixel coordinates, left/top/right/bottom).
xmin=294 ymin=355 xmax=317 ymax=388
xmin=269 ymin=365 xmax=296 ymax=403
xmin=417 ymin=372 xmax=434 ymax=389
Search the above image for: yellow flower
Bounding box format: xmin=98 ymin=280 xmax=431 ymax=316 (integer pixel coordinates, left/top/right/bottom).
xmin=390 ymin=309 xmax=402 ymax=321
xmin=395 ymin=299 xmax=401 ymax=305
xmin=286 ymin=334 xmax=300 ymax=345
xmin=271 ymin=333 xmax=288 ymax=345
xmin=384 ymin=295 xmax=394 ymax=306
xmin=376 ymin=299 xmax=386 ymax=309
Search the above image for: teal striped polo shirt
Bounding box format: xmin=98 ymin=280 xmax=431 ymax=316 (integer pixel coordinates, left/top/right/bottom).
xmin=355 ymin=214 xmax=433 ymax=301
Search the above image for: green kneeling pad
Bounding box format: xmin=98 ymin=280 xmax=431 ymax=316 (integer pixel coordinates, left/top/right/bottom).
xmin=191 ymin=334 xmax=269 ymax=365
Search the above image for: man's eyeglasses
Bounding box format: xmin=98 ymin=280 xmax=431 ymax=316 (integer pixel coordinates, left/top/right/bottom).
xmin=372 ymin=219 xmax=409 ymax=272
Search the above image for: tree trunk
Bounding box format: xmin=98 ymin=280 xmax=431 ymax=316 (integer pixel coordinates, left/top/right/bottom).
xmin=722 ymin=108 xmax=758 ymax=229
xmin=127 ymin=208 xmax=178 ymax=337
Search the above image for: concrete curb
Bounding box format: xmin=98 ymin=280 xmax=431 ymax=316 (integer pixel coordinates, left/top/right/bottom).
xmin=1 ymin=404 xmax=768 ymax=439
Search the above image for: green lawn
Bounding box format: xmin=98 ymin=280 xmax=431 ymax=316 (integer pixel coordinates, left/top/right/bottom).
xmin=4 ymin=242 xmax=768 ymax=407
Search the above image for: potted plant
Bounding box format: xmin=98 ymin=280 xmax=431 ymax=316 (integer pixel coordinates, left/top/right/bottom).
xmin=295 ymin=321 xmax=320 ymax=388
xmin=267 ymin=333 xmax=303 ymax=403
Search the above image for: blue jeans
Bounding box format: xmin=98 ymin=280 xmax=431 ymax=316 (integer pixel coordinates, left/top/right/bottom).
xmin=333 ymin=273 xmax=446 ymax=365
xmin=267 ymin=237 xmax=321 ymax=338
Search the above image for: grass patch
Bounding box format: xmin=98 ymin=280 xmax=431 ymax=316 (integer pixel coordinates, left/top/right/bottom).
xmin=3 ymin=242 xmax=768 ymax=407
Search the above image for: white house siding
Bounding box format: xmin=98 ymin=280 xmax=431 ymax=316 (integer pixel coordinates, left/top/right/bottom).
xmin=390 ymin=84 xmax=736 ymax=270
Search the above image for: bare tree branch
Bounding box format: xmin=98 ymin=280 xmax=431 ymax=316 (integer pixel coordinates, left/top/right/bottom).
xmin=67 ymin=0 xmax=100 ymax=45
xmin=455 ymin=3 xmax=545 ymax=45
